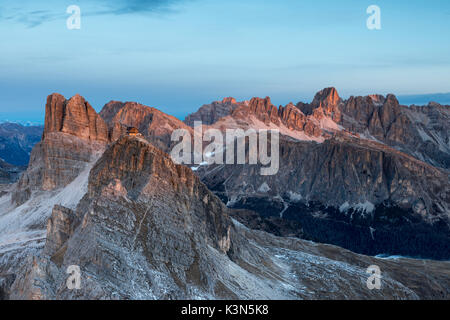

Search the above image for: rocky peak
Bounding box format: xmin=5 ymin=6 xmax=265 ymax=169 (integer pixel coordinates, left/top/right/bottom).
xmin=98 ymin=101 xmax=126 ymax=123
xmin=184 ymin=98 xmax=240 ymax=127
xmin=44 ymin=93 xmax=108 ymax=143
xmin=234 ymin=97 xmax=280 ymax=125
xmin=312 ymin=87 xmax=340 ymax=106
xmin=221 ymin=97 xmax=237 ymax=104
xmin=367 ymin=94 xmax=386 ymax=105
xmin=99 ymin=101 xmax=192 ymax=152
xmin=278 ymin=103 xmax=307 ymax=130
xmin=12 ymin=94 xmax=108 ymax=205
xmin=247 ymin=96 xmax=273 ymax=112
xmin=88 ymin=135 xmax=233 ymax=253
xmin=385 ymin=93 xmax=400 ymax=106
xmin=310 ymin=87 xmax=342 ymax=122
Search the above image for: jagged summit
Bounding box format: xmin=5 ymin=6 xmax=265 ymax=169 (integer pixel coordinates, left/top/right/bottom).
xmin=184 ymin=97 xmax=241 ymax=126
xmin=44 ymin=93 xmax=108 ymax=142
xmin=12 ymin=93 xmax=192 ymax=205
xmin=312 ymin=87 xmax=341 ymax=107
xmin=221 ymin=97 xmax=237 ymax=104
xmin=99 ymin=100 xmax=192 ymax=151
xmin=88 ymin=135 xmax=233 ymax=251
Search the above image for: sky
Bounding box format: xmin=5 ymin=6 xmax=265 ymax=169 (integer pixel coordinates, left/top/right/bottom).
xmin=1 ymin=0 xmax=450 ymax=123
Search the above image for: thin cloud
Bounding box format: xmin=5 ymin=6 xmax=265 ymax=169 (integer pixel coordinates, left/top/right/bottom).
xmin=1 ymin=0 xmax=187 ymax=28
xmin=3 ymin=10 xmax=65 ymax=28
xmin=99 ymin=0 xmax=184 ymax=15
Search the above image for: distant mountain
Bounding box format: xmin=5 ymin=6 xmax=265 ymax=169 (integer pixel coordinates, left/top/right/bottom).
xmin=0 ymin=159 xmax=24 ymax=184
xmin=184 ymin=97 xmax=241 ymax=127
xmin=0 ymin=122 xmax=43 ymax=167
xmin=190 ymin=88 xmax=450 ymax=260
xmin=398 ymin=92 xmax=450 ymax=106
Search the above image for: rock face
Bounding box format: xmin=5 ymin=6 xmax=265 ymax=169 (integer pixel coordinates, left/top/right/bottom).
xmin=11 ymin=94 xmax=108 ymax=206
xmin=190 ymin=88 xmax=450 ymax=260
xmin=88 ymin=135 xmax=232 ymax=254
xmin=10 ymin=94 xmax=193 ymax=206
xmin=186 ymin=92 xmax=345 ymax=143
xmin=295 ymin=88 xmax=450 ymax=170
xmin=0 ymin=122 xmax=43 ymax=167
xmin=339 ymin=94 xmax=450 ymax=169
xmin=308 ymin=87 xmax=343 ymax=123
xmin=184 ymin=97 xmax=240 ymax=126
xmin=44 ymin=94 xmax=108 ymax=143
xmin=187 ymin=88 xmax=449 ymax=169
xmin=100 ymin=101 xmax=193 ymax=152
xmin=201 ymin=136 xmax=448 ymax=215
xmin=8 ymin=135 xmax=450 ymax=300
xmin=43 ymin=205 xmax=79 ymax=259
xmin=197 ymin=136 xmax=450 ymax=259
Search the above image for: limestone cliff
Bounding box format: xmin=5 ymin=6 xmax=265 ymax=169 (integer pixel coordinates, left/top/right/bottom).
xmin=12 ymin=94 xmax=108 ymax=205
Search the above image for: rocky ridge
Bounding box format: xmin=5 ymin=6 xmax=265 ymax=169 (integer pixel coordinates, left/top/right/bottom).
xmin=11 ymin=93 xmax=108 ymax=206
xmin=7 ymin=135 xmax=450 ymax=299
xmin=187 ymin=88 xmax=450 ymax=259
xmin=185 ymin=87 xmax=450 ymax=169
xmin=100 ymin=100 xmax=193 ymax=152
xmin=184 ymin=97 xmax=241 ymax=127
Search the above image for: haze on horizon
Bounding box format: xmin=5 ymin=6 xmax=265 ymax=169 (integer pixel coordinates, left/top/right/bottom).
xmin=1 ymin=0 xmax=449 ymax=123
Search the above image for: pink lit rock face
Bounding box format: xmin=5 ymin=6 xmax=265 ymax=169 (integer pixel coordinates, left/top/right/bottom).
xmin=44 ymin=93 xmax=109 ymax=143
xmin=11 ymin=94 xmax=193 ymax=206
xmin=12 ymin=94 xmax=109 ymax=205
xmin=185 ymin=87 xmax=449 ymax=169
xmin=100 ymin=100 xmax=193 ymax=152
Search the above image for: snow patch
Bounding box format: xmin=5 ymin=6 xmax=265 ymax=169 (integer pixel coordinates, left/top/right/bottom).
xmin=258 ymin=182 xmax=271 ymax=193
xmin=210 ymin=116 xmax=325 ymax=143
xmin=339 ymin=201 xmax=375 ymax=214
xmin=354 ymin=201 xmax=375 ymax=213
xmin=318 ymin=117 xmax=343 ymax=131
xmin=339 ymin=201 xmax=350 ymax=213
xmin=0 ymin=159 xmax=95 ymax=260
xmin=250 ymin=117 xmax=325 ymax=143
xmin=287 ymin=191 xmax=303 ymax=202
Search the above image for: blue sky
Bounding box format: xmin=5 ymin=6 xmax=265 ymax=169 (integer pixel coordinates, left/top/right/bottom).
xmin=1 ymin=0 xmax=450 ymax=123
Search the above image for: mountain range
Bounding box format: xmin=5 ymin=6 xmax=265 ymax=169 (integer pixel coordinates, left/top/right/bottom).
xmin=398 ymin=92 xmax=450 ymax=106
xmin=0 ymin=89 xmax=449 ymax=299
xmin=0 ymin=123 xmax=43 ymax=184
xmin=191 ymin=88 xmax=450 ymax=259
